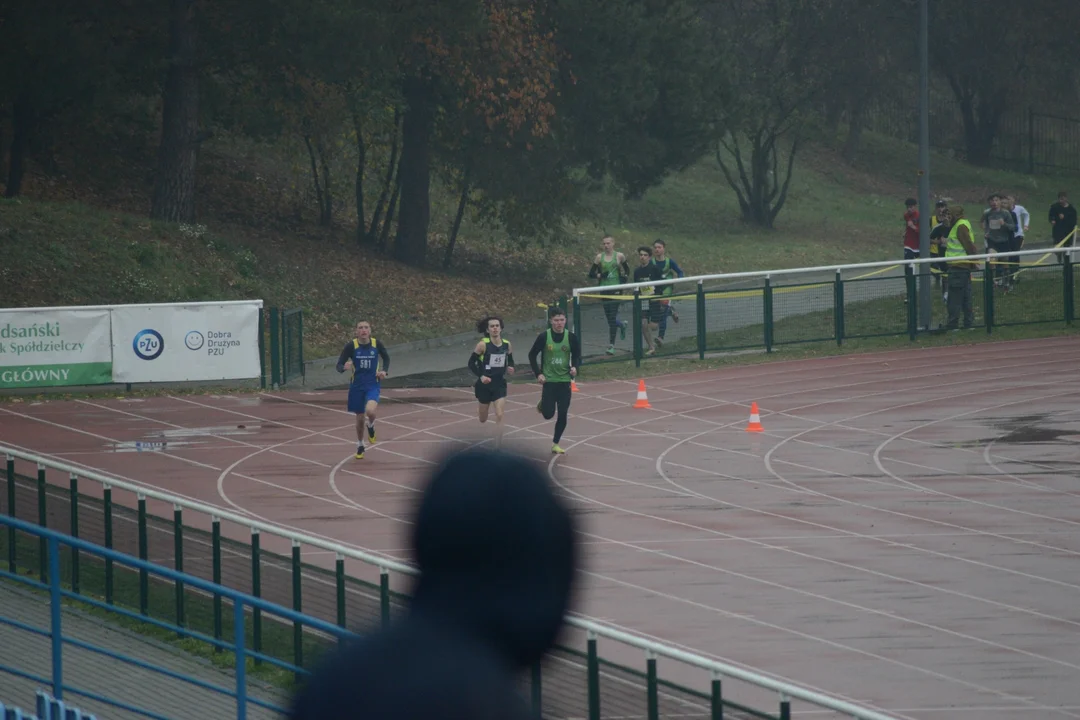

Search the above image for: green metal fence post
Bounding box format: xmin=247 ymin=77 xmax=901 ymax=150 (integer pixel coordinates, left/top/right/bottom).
xmin=779 ymin=694 xmax=791 ymax=720
xmin=696 ymin=281 xmax=706 ymax=359
xmin=292 ymin=540 xmax=303 ymax=674
xmin=834 ymin=270 xmax=845 ymax=346
xmin=5 ymin=455 xmax=14 ymax=573
xmin=212 ymin=517 xmax=222 ymax=651
xmin=763 ymin=277 xmax=774 ymax=353
xmin=37 ymin=464 xmax=47 ymax=583
xmin=269 ymin=307 xmax=281 ymax=389
xmin=251 ymin=528 xmax=262 ymax=665
xmin=380 ymin=567 xmax=391 ymax=627
xmin=69 ymin=474 xmax=79 ymax=594
xmin=586 ymin=632 xmax=600 ymax=720
xmin=711 ymin=671 xmax=724 ymax=720
xmin=632 ymin=290 xmax=642 ymax=367
xmin=138 ymin=494 xmax=148 ymax=615
xmin=103 ymin=485 xmax=113 ymax=605
xmin=283 ymin=310 xmax=292 ymax=383
xmin=983 ymin=259 xmax=994 ymax=333
xmin=298 ymin=308 xmax=305 ymax=381
xmin=173 ymin=505 xmax=184 ymax=630
xmin=1064 ymin=252 xmax=1074 ymax=325
xmin=572 ymin=296 xmax=582 ymax=346
xmin=258 ymin=307 xmax=267 ymax=389
xmin=905 ymin=264 xmax=917 ymax=340
xmin=335 ymin=553 xmax=346 ymax=643
xmin=646 ymin=651 xmax=659 ymax=720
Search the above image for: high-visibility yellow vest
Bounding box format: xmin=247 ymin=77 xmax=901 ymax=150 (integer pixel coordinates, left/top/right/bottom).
xmin=946 ymin=219 xmax=973 ymax=258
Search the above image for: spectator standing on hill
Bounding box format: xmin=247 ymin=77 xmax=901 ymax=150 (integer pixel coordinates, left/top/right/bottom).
xmin=903 ymin=198 xmax=921 ymax=262
xmin=1004 ymin=195 xmax=1029 ymax=285
xmin=943 ymin=205 xmax=979 ymax=330
xmin=289 ymin=447 xmax=579 ymax=720
xmin=930 ymin=199 xmax=950 ymax=299
xmin=1049 ymin=191 xmax=1077 ymax=262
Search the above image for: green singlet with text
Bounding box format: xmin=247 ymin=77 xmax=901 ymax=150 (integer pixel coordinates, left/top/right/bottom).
xmin=599 ymin=252 xmax=621 ymax=287
xmin=541 ymin=329 xmax=572 ymax=383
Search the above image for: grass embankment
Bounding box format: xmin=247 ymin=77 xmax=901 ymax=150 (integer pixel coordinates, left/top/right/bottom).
xmin=4 ymin=123 xmax=1077 ymax=363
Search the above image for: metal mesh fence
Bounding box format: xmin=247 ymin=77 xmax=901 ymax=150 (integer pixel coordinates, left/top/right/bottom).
xmin=2 ymin=466 xmax=798 ymax=720
xmin=574 ymin=252 xmax=1077 ymax=366
xmin=281 ymin=308 xmax=304 ymax=385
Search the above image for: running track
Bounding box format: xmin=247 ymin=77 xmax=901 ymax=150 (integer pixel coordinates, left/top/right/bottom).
xmin=2 ymin=336 xmax=1079 ymax=719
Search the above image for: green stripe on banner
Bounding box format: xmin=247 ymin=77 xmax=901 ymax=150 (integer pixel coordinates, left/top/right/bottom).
xmin=0 ymin=362 xmax=113 ymax=389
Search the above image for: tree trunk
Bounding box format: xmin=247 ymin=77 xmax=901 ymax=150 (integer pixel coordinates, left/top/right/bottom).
xmin=393 ymin=76 xmax=434 ymax=266
xmin=443 ymin=168 xmax=471 ymax=269
xmin=958 ymin=95 xmax=1003 ymax=166
xmin=150 ymin=0 xmax=200 ymax=223
xmin=3 ymin=92 xmax=33 ymax=198
xmin=841 ymin=101 xmax=866 ymax=164
xmin=367 ymin=109 xmax=401 ymax=244
xmin=353 ymin=110 xmax=367 ymax=244
xmin=379 ymin=163 xmax=401 ymax=251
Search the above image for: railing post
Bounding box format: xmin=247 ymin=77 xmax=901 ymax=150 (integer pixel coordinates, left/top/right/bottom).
xmin=983 ymin=258 xmax=994 ymax=333
xmin=696 ymin=281 xmax=706 ymax=359
xmin=646 ymin=650 xmax=659 ymax=720
xmin=298 ymin=309 xmax=305 ymax=381
xmin=258 ymin=307 xmax=267 ymax=390
xmin=380 ymin=567 xmax=391 ymax=627
xmin=292 ymin=539 xmax=303 ymax=674
xmin=586 ymin=631 xmax=600 ymax=720
xmin=38 ymin=464 xmax=47 ymax=583
xmin=1064 ymin=251 xmax=1074 ymax=325
xmin=69 ymin=474 xmax=79 ymax=595
xmin=137 ymin=494 xmax=148 ymax=615
xmin=572 ymin=295 xmax=582 ymax=346
xmin=905 ymin=264 xmax=917 ymax=340
xmin=763 ymin=277 xmax=774 ymax=353
xmin=632 ymin=290 xmax=642 ymax=367
xmin=103 ymin=485 xmax=113 ymax=605
xmin=212 ymin=517 xmax=222 ymax=651
xmin=251 ymin=528 xmax=262 ymax=665
xmin=269 ymin=307 xmax=281 ymax=390
xmin=711 ymin=670 xmax=724 ymax=720
xmin=48 ymin=535 xmax=63 ymax=701
xmin=174 ymin=505 xmax=184 ymax=631
xmin=7 ymin=454 xmax=17 ymax=573
xmin=531 ymin=661 xmax=543 ymax=717
xmin=834 ymin=270 xmax=845 ymax=346
xmin=234 ymin=600 xmax=247 ymax=720
xmin=779 ymin=693 xmax=791 ymax=720
xmin=335 ymin=553 xmax=346 ymax=643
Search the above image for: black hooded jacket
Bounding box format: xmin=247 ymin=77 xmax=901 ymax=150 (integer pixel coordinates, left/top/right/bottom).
xmin=289 ymin=448 xmax=579 ymax=720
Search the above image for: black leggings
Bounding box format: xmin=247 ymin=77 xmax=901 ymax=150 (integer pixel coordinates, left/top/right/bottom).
xmin=602 ymin=298 xmax=620 ymax=344
xmin=540 ymin=381 xmax=573 ymax=443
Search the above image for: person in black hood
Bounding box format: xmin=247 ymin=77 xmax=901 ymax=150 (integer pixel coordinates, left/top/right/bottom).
xmin=288 ymin=447 xmax=580 ymax=720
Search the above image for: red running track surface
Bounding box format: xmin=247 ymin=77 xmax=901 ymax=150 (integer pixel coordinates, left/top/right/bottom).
xmin=2 ymin=335 xmax=1080 ymax=719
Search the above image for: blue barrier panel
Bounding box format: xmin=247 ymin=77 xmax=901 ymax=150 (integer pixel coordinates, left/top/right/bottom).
xmin=0 ymin=514 xmax=358 ymax=720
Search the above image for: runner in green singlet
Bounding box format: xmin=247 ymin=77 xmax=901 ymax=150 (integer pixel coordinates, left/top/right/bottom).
xmin=587 ymin=235 xmax=630 ymax=355
xmin=527 ymin=307 xmax=581 ymax=454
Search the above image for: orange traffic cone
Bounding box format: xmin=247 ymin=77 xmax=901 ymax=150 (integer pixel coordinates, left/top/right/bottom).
xmin=746 ymin=402 xmax=764 ymax=432
xmin=571 ymin=379 xmax=579 ymax=392
xmin=633 ymin=379 xmax=651 ymax=409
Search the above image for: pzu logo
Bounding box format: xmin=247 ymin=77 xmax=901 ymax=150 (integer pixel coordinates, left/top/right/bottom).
xmin=133 ymin=329 xmax=164 ymax=361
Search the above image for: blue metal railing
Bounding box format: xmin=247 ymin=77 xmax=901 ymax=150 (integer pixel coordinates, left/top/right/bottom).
xmin=0 ymin=513 xmax=358 ymax=720
xmin=0 ymin=689 xmax=100 ymax=720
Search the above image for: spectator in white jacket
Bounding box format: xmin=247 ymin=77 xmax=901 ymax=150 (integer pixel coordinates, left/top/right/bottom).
xmin=1004 ymin=195 xmax=1029 ymax=285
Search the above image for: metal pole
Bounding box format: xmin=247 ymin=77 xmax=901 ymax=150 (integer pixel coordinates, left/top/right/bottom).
xmin=917 ymin=0 xmax=932 ymax=330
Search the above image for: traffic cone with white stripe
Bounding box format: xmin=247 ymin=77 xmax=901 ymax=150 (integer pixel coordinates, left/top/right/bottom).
xmin=633 ymin=379 xmax=651 ymax=409
xmin=746 ymin=402 xmax=764 ymax=432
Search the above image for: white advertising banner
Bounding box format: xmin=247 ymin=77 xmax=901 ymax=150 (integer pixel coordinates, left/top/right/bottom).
xmin=111 ymin=303 xmax=262 ymax=383
xmin=0 ymin=309 xmax=113 ymax=388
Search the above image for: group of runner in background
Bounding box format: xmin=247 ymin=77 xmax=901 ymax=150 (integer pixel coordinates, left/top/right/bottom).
xmin=905 ymin=190 xmax=1076 ymax=299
